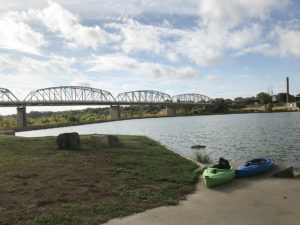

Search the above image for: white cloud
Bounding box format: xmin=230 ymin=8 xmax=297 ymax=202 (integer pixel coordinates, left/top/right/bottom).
xmin=0 ymin=54 xmax=80 ymax=99
xmin=34 ymin=1 xmax=120 ymax=50
xmin=238 ymin=24 xmax=300 ymax=58
xmin=106 ymin=17 xmax=262 ymax=67
xmin=227 ymin=24 xmax=262 ymax=50
xmin=0 ymin=1 xmax=122 ymax=52
xmin=1 ymin=0 xmax=295 ymax=69
xmin=199 ymin=0 xmax=290 ymax=28
xmin=0 ymin=54 xmax=77 ymax=76
xmin=0 ymin=1 xmax=121 ymax=52
xmin=107 ymin=17 xmax=262 ymax=66
xmin=70 ymin=78 xmax=92 ymax=87
xmin=107 ymin=18 xmax=189 ymax=63
xmin=166 ymin=50 xmax=179 ymax=62
xmin=0 ymin=0 xmax=200 ymax=19
xmin=272 ymin=26 xmax=300 ymax=57
xmin=0 ymin=55 xmax=13 ymax=70
xmin=174 ymin=0 xmax=289 ymax=66
xmin=108 ymin=18 xmax=165 ymax=54
xmin=0 ymin=72 xmax=54 ymax=99
xmin=205 ymin=74 xmax=220 ymax=83
xmin=86 ymin=54 xmax=199 ymax=80
xmin=174 ymin=28 xmax=224 ymax=66
xmin=170 ymin=5 xmax=264 ymax=66
xmin=233 ymin=44 xmax=272 ymax=57
xmin=17 ymin=55 xmax=77 ymax=75
xmin=0 ymin=13 xmax=46 ymax=55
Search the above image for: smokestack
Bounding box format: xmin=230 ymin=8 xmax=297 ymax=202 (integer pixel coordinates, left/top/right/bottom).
xmin=286 ymin=77 xmax=289 ymax=103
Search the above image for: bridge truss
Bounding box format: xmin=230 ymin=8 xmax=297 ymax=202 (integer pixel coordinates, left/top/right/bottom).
xmin=23 ymin=86 xmax=116 ymax=105
xmin=0 ymin=88 xmax=20 ymax=105
xmin=116 ymin=90 xmax=173 ymax=103
xmin=172 ymin=93 xmax=211 ymax=103
xmin=0 ymin=87 xmax=213 ymax=107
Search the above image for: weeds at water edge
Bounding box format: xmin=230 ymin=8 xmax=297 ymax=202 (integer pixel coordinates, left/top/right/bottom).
xmin=195 ymin=153 xmax=211 ymax=164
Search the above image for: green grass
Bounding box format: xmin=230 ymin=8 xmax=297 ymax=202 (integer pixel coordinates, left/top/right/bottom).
xmin=26 ymin=213 xmax=82 ymax=225
xmin=0 ymin=134 xmax=199 ymax=225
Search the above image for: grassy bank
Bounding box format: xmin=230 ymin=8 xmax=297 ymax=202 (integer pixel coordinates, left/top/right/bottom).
xmin=0 ymin=135 xmax=199 ymax=225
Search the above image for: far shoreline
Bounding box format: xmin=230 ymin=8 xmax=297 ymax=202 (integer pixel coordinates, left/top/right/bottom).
xmin=3 ymin=109 xmax=298 ymax=134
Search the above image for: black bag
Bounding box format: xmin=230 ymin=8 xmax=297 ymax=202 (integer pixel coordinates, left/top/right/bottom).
xmin=217 ymin=157 xmax=230 ymax=169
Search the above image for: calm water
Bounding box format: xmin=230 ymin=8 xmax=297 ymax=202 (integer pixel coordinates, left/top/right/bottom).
xmin=17 ymin=112 xmax=300 ymax=171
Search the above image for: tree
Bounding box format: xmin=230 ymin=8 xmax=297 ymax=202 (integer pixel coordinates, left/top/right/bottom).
xmin=276 ymin=93 xmax=294 ymax=103
xmin=0 ymin=115 xmax=3 ymax=128
xmin=67 ymin=115 xmax=79 ymax=123
xmin=256 ymin=92 xmax=272 ymax=105
xmin=234 ymin=97 xmax=244 ymax=101
xmin=2 ymin=117 xmax=16 ymax=128
xmin=50 ymin=114 xmax=59 ymax=124
xmin=256 ymin=92 xmax=273 ymax=111
xmin=212 ymin=98 xmax=225 ymax=104
xmin=225 ymin=99 xmax=233 ymax=104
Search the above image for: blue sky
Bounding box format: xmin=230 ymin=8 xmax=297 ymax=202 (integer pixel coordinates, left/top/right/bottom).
xmin=1 ymin=0 xmax=300 ymax=114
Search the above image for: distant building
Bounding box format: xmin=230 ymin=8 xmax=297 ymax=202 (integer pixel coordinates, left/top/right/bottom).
xmin=286 ymin=94 xmax=300 ymax=111
xmin=233 ymin=97 xmax=259 ymax=106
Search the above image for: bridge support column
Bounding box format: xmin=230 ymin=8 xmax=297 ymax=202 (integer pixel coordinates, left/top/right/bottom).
xmin=17 ymin=107 xmax=27 ymax=128
xmin=166 ymin=105 xmax=176 ymax=116
xmin=110 ymin=105 xmax=120 ymax=120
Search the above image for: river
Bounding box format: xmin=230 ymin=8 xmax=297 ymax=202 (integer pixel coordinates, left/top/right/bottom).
xmin=17 ymin=112 xmax=300 ymax=172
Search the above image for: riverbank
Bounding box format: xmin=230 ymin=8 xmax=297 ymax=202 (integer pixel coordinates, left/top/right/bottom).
xmin=2 ymin=116 xmax=167 ymax=133
xmin=0 ymin=135 xmax=199 ymax=225
xmin=104 ymin=164 xmax=300 ymax=225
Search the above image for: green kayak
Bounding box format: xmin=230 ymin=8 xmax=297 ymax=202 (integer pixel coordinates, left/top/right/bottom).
xmin=202 ymin=164 xmax=235 ymax=187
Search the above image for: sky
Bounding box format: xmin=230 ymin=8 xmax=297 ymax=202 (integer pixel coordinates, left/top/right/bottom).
xmin=1 ymin=0 xmax=300 ymax=115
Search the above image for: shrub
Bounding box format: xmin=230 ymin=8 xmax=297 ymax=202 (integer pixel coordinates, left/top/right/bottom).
xmin=195 ymin=153 xmax=211 ymax=163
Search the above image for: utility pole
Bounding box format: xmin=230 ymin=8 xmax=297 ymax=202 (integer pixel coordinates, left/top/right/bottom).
xmin=268 ymin=85 xmax=274 ymax=103
xmin=267 ymin=85 xmax=273 ymax=96
xmin=286 ymin=77 xmax=289 ymax=104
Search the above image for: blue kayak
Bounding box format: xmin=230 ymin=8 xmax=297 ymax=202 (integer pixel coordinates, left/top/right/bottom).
xmin=236 ymin=157 xmax=274 ymax=178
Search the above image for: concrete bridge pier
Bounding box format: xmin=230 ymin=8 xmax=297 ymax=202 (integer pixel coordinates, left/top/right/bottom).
xmin=17 ymin=107 xmax=27 ymax=128
xmin=110 ymin=105 xmax=120 ymax=120
xmin=166 ymin=105 xmax=176 ymax=116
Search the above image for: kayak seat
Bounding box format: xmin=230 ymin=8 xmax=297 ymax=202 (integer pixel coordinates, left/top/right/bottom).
xmin=252 ymin=158 xmax=267 ymax=163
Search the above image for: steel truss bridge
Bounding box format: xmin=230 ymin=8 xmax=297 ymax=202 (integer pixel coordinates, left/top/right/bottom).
xmin=0 ymin=86 xmax=212 ymax=107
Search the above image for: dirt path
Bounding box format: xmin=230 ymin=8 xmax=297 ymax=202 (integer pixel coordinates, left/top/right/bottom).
xmin=103 ymin=167 xmax=300 ymax=225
